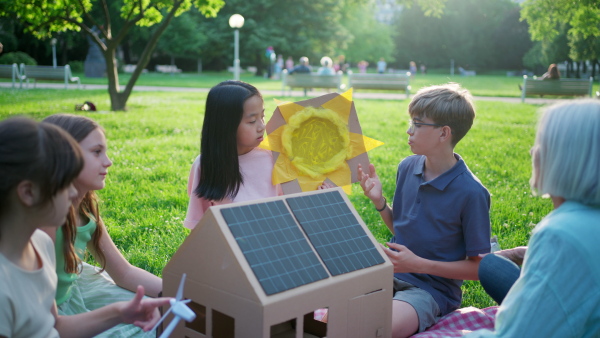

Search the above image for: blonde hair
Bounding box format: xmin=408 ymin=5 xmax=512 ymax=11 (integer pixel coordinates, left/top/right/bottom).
xmin=408 ymin=83 xmax=475 ymax=146
xmin=530 ymin=99 xmax=600 ymax=205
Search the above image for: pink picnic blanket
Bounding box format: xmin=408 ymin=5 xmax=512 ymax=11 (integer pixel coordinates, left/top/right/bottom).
xmin=411 ymin=306 xmax=499 ymax=338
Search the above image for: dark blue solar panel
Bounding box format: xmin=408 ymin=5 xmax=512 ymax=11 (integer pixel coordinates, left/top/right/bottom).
xmin=221 ymin=200 xmax=329 ymax=295
xmin=287 ymin=191 xmax=385 ymax=276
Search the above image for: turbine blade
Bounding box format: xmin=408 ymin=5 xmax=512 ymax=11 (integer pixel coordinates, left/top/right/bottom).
xmin=151 ymin=307 xmax=173 ymax=333
xmin=160 ymin=317 xmax=181 ymax=338
xmin=176 ymin=273 xmax=187 ymax=301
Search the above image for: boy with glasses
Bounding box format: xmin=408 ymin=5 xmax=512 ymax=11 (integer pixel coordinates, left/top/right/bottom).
xmin=358 ymin=83 xmax=491 ymax=337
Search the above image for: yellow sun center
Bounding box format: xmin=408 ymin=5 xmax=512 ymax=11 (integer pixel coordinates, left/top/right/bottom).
xmin=282 ymin=107 xmax=350 ymax=179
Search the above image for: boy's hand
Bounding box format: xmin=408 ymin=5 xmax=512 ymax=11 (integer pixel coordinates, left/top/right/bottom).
xmin=381 ymin=242 xmax=423 ymax=274
xmin=119 ymin=286 xmax=173 ymax=331
xmin=358 ymin=163 xmax=384 ymax=205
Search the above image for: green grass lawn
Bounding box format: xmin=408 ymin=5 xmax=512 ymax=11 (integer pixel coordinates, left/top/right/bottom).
xmin=5 ymin=69 xmax=596 ymax=98
xmin=0 ymin=88 xmax=554 ymax=309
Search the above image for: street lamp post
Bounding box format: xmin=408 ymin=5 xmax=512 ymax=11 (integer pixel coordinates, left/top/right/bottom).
xmin=51 ymin=38 xmax=57 ymax=68
xmin=229 ymin=14 xmax=244 ymax=81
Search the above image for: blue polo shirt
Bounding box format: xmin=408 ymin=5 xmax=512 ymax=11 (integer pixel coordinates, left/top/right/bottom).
xmin=392 ymin=154 xmax=491 ymax=315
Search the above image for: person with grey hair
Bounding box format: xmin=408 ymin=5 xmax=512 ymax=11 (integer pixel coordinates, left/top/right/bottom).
xmin=289 ymin=56 xmax=311 ymax=74
xmin=467 ymin=99 xmax=600 ymax=337
xmin=317 ymin=56 xmax=334 ymax=75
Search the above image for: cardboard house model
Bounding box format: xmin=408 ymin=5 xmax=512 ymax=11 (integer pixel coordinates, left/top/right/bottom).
xmin=162 ymin=188 xmax=393 ymax=338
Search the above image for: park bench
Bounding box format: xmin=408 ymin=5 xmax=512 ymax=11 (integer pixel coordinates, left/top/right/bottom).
xmin=281 ymin=69 xmax=343 ymax=96
xmin=458 ymin=67 xmax=476 ymax=76
xmin=520 ymin=75 xmax=593 ymax=103
xmin=0 ymin=63 xmax=27 ymax=88
xmin=155 ymin=64 xmax=182 ymax=73
xmin=123 ymin=64 xmax=148 ymax=73
xmin=347 ymin=71 xmax=411 ymax=99
xmin=21 ymin=64 xmax=81 ymax=89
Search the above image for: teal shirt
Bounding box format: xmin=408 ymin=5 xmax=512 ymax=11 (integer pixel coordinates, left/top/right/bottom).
xmin=55 ymin=219 xmax=96 ymax=305
xmin=466 ymin=201 xmax=600 ymax=337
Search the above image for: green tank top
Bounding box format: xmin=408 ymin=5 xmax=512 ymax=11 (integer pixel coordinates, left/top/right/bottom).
xmin=54 ymin=219 xmax=96 ymax=305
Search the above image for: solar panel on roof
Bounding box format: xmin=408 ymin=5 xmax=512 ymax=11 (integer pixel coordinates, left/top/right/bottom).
xmin=221 ymin=200 xmax=329 ymax=296
xmin=287 ymin=191 xmax=385 ymax=276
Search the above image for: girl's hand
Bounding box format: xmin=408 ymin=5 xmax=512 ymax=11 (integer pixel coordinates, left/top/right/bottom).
xmin=318 ymin=181 xmax=335 ymax=190
xmin=119 ymin=286 xmax=172 ymax=331
xmin=358 ymin=163 xmax=384 ymax=206
xmin=494 ymin=246 xmax=527 ymax=266
xmin=381 ymin=242 xmax=422 ymax=274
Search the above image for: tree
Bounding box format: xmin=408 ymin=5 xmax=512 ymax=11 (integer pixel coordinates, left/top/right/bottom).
xmin=156 ymin=10 xmax=208 ymax=67
xmin=521 ymin=0 xmax=600 ymax=74
xmin=188 ymin=0 xmax=354 ymax=76
xmin=0 ymin=0 xmax=224 ymax=111
xmin=521 ymin=0 xmax=600 ymax=43
xmin=179 ymin=0 xmax=448 ymax=75
xmin=341 ymin=2 xmax=396 ymax=66
xmin=393 ymin=0 xmax=529 ymax=71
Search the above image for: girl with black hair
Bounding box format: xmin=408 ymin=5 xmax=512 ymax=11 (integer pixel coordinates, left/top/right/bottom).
xmin=184 ymin=80 xmax=282 ymax=229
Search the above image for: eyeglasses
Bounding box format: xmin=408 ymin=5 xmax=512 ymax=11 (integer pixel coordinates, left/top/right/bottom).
xmin=408 ymin=119 xmax=445 ymax=132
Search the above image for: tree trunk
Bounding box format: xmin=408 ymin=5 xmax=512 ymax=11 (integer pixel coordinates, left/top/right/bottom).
xmin=122 ymin=39 xmax=132 ymax=64
xmin=104 ymin=46 xmax=128 ymax=111
xmin=96 ymin=0 xmax=184 ymax=111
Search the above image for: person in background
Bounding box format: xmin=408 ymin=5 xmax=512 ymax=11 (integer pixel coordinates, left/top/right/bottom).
xmin=409 ymin=61 xmax=417 ymax=78
xmin=285 ymin=56 xmax=294 ymax=72
xmin=358 ymin=60 xmax=369 ymax=73
xmin=540 ymin=63 xmax=560 ymax=80
xmin=377 ymin=57 xmax=387 ymax=74
xmin=289 ymin=56 xmax=311 ymax=74
xmin=274 ymin=54 xmax=284 ymax=79
xmin=317 ymin=56 xmax=335 ymax=75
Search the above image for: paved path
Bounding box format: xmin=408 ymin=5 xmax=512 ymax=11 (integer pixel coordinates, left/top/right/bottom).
xmin=0 ymin=82 xmax=570 ymax=105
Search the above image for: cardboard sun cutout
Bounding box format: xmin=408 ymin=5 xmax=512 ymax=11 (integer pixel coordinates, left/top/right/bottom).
xmin=259 ymin=89 xmax=383 ymax=194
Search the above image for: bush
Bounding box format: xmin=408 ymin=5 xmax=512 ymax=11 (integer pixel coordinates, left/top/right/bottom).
xmin=0 ymin=52 xmax=37 ymax=66
xmin=69 ymin=61 xmax=84 ymax=73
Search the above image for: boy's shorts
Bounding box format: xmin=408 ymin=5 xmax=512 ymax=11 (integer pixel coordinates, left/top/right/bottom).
xmin=393 ymin=278 xmax=442 ymax=333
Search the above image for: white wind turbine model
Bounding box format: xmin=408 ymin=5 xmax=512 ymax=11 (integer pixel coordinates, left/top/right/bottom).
xmin=152 ymin=273 xmax=196 ymax=338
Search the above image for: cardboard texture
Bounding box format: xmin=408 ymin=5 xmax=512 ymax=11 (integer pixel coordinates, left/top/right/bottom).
xmin=259 ymin=89 xmax=383 ymax=195
xmin=162 ymin=188 xmax=393 ymax=338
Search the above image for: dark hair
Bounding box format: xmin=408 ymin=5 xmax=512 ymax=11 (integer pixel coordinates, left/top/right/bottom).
xmin=548 ymin=64 xmax=560 ymax=80
xmin=195 ymin=81 xmax=262 ymax=201
xmin=43 ymin=114 xmax=107 ymax=274
xmin=0 ymin=117 xmax=83 ymax=238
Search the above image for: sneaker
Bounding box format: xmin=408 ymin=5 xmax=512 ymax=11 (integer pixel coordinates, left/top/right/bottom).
xmin=490 ymin=235 xmax=501 ymax=252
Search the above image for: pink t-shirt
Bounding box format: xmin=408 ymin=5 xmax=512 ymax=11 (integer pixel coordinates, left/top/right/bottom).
xmin=183 ymin=147 xmax=281 ymax=229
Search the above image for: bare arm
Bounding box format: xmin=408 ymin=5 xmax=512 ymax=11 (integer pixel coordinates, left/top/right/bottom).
xmin=383 ymin=242 xmax=482 ymax=280
xmin=358 ymin=163 xmax=393 ymax=232
xmin=88 ymin=222 xmax=162 ymax=297
xmin=54 ymin=285 xmax=171 ymax=338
